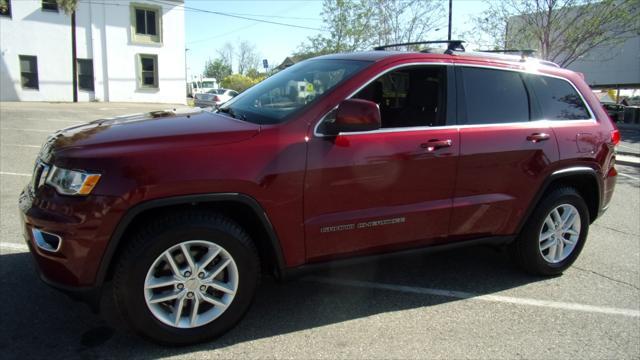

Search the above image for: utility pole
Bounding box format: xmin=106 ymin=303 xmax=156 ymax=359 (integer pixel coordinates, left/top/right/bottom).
xmin=184 ymin=48 xmax=189 ymax=96
xmin=71 ymin=10 xmax=78 ymax=102
xmin=447 ymin=0 xmax=452 ymax=41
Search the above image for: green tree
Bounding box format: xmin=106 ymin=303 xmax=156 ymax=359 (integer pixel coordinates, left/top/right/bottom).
xmin=237 ymin=40 xmax=261 ymax=76
xmin=217 ymin=42 xmax=235 ymax=72
xmin=465 ymin=0 xmax=639 ymax=67
xmin=57 ymin=0 xmax=78 ymax=14
xmin=0 ymin=0 xmax=10 ymax=15
xmin=221 ymin=74 xmax=263 ymax=92
xmin=294 ymin=0 xmax=373 ymax=58
xmin=203 ymin=58 xmax=232 ymax=81
xmin=370 ymin=0 xmax=444 ymax=48
xmin=244 ymin=67 xmax=263 ymax=80
xmin=294 ymin=0 xmax=444 ymax=59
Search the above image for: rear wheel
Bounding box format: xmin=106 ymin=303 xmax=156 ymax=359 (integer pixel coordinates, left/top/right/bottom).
xmin=509 ymin=187 xmax=589 ymax=276
xmin=113 ymin=211 xmax=259 ymax=345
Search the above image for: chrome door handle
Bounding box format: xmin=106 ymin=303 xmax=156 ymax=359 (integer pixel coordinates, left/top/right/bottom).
xmin=421 ymin=139 xmax=452 ymax=151
xmin=527 ymin=133 xmax=550 ymax=143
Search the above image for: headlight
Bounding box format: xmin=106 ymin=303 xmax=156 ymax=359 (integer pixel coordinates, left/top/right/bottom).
xmin=46 ymin=166 xmax=101 ymax=196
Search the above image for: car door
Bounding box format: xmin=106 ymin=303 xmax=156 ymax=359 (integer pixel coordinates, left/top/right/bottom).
xmin=304 ymin=64 xmax=460 ymax=260
xmin=449 ymin=65 xmax=560 ymax=239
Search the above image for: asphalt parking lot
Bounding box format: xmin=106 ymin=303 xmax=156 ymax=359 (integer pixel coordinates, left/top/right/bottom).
xmin=1 ymin=102 xmax=639 ymax=359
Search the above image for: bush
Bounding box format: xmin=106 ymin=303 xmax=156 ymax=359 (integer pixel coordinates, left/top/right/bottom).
xmin=221 ymin=74 xmax=264 ymax=92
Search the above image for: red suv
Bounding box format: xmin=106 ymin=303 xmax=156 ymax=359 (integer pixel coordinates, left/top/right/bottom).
xmin=20 ymin=42 xmax=619 ymax=345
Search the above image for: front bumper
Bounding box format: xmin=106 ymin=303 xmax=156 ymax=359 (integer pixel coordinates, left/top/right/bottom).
xmin=20 ymin=184 xmax=124 ymax=307
xmin=24 ymin=238 xmax=102 ymax=311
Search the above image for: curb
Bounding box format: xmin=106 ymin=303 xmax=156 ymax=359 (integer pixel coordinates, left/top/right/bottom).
xmin=616 ymin=150 xmax=640 ymax=158
xmin=617 ymin=160 xmax=639 ymax=168
xmin=617 ymin=154 xmax=640 ymax=168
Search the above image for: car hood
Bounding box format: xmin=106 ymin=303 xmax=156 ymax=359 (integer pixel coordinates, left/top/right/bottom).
xmin=46 ymin=108 xmax=259 ymax=159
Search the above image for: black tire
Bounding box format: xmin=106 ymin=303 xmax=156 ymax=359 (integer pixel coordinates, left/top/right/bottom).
xmin=113 ymin=211 xmax=260 ymax=345
xmin=509 ymin=187 xmax=590 ymax=276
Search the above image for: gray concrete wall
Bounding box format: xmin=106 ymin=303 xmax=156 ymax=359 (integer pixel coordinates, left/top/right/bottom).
xmin=567 ymin=35 xmax=640 ymax=88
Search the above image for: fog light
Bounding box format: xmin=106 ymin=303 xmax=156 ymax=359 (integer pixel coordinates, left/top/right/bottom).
xmin=32 ymin=228 xmax=62 ymax=252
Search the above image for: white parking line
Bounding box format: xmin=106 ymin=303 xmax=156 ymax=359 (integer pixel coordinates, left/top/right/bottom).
xmin=306 ymin=277 xmax=640 ymax=318
xmin=0 ymin=242 xmax=29 ymax=252
xmin=618 ymin=172 xmax=640 ymax=181
xmin=44 ymin=119 xmax=81 ymax=124
xmin=1 ymin=127 xmax=54 ymax=133
xmin=0 ymin=171 xmax=31 ymax=177
xmin=1 ymin=144 xmax=41 ymax=148
xmin=618 ymin=144 xmax=639 ymax=151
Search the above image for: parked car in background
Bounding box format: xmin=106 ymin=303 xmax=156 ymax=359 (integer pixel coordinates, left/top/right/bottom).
xmin=602 ymin=103 xmax=625 ymax=122
xmin=194 ymin=88 xmax=239 ymax=108
xmin=189 ymin=78 xmax=219 ymax=97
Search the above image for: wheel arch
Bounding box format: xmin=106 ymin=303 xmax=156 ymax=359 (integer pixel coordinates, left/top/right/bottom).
xmin=95 ymin=193 xmax=286 ymax=288
xmin=517 ymin=166 xmax=602 ymax=234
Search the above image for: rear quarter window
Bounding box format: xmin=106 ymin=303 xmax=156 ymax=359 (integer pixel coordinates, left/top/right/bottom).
xmin=524 ymin=75 xmax=591 ymax=120
xmin=459 ymin=67 xmax=530 ymax=125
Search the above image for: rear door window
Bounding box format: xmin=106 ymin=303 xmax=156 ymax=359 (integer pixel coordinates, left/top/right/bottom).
xmin=459 ymin=67 xmax=530 ymax=125
xmin=524 ymin=75 xmax=591 ymax=120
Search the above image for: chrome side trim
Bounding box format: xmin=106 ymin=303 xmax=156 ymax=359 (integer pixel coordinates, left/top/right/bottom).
xmin=552 ymin=166 xmax=596 ymax=176
xmin=313 ymin=61 xmax=597 ymax=138
xmin=32 ymin=228 xmax=62 ymax=253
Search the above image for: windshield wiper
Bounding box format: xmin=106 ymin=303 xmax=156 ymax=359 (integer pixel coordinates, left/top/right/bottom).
xmin=217 ymin=107 xmax=247 ymax=122
xmin=216 ymin=106 xmax=236 ymax=118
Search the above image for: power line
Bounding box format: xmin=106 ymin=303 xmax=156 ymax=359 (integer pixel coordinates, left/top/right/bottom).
xmin=82 ymin=1 xmax=321 ymax=22
xmin=148 ymin=0 xmax=326 ymax=32
xmin=188 ymin=22 xmax=259 ymax=45
xmin=219 ymin=12 xmax=321 ymax=21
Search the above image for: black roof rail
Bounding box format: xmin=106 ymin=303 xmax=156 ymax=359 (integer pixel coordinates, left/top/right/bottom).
xmin=374 ymin=40 xmax=466 ymax=54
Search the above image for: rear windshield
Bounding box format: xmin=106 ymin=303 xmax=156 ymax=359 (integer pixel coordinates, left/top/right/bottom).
xmin=201 ymin=81 xmax=216 ymax=88
xmin=217 ymin=59 xmax=371 ymax=125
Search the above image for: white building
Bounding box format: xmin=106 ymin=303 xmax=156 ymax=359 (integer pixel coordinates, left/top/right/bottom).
xmin=0 ymin=0 xmax=185 ymax=103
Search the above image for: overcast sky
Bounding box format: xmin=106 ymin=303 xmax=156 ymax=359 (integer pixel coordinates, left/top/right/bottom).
xmin=184 ymin=0 xmax=489 ymax=79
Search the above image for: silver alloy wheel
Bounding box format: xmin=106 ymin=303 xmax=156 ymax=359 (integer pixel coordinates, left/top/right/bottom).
xmin=538 ymin=204 xmax=581 ymax=264
xmin=144 ymin=240 xmax=239 ymax=329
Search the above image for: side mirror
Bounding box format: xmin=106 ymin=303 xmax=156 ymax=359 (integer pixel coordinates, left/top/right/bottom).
xmin=324 ymin=99 xmax=381 ymax=135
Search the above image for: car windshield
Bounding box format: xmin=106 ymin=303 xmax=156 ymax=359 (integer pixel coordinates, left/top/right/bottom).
xmin=202 ymin=81 xmax=215 ymax=88
xmin=217 ymin=59 xmax=371 ymax=124
xmin=207 ymin=89 xmax=224 ymax=94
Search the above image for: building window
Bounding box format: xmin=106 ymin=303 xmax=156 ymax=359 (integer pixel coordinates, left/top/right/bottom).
xmin=138 ymin=54 xmax=158 ymax=88
xmin=1 ymin=0 xmax=11 ymax=17
xmin=42 ymin=0 xmax=58 ymax=11
xmin=136 ymin=8 xmax=157 ymax=35
xmin=19 ymin=55 xmax=39 ymax=90
xmin=77 ymin=59 xmax=94 ymax=91
xmin=131 ymin=5 xmax=161 ymax=44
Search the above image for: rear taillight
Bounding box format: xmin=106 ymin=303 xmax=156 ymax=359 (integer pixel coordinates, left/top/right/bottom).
xmin=611 ymin=129 xmax=620 ymax=146
xmin=213 ymin=96 xmax=220 ymax=101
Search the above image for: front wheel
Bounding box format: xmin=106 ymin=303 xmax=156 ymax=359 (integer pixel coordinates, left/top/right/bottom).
xmin=509 ymin=187 xmax=590 ymax=276
xmin=113 ymin=212 xmax=259 ymax=345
